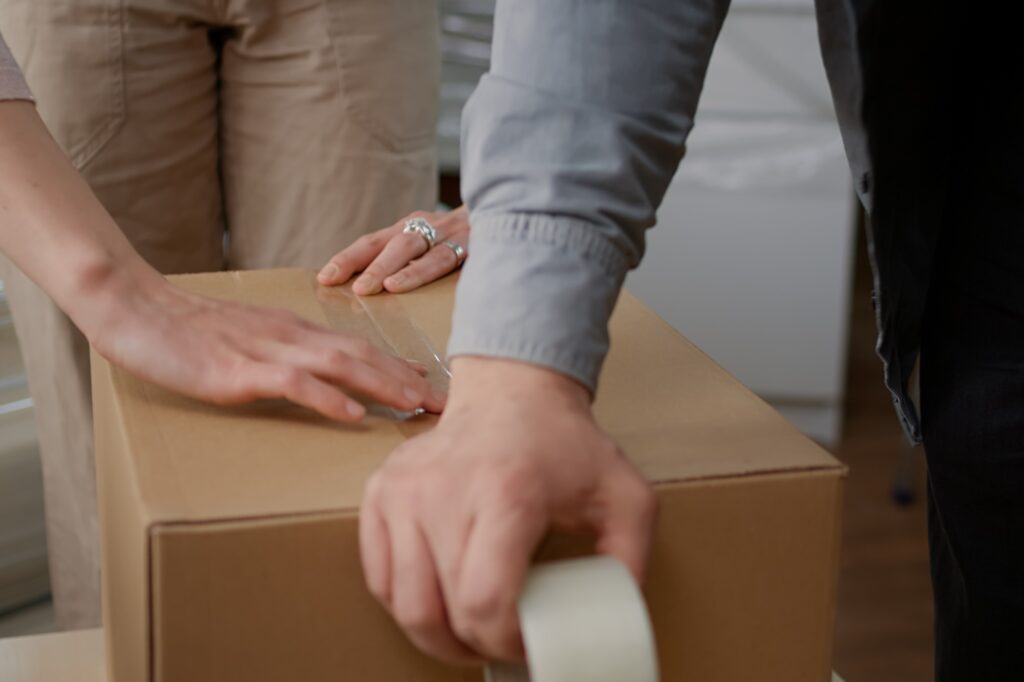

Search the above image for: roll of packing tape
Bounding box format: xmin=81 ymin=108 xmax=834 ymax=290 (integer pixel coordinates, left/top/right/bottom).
xmin=485 ymin=556 xmax=659 ymax=682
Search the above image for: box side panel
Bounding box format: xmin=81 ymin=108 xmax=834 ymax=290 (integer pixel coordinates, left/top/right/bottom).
xmin=92 ymin=353 xmax=150 ymax=682
xmin=151 ymin=513 xmax=481 ymax=682
xmin=647 ymin=470 xmax=843 ymax=681
xmin=151 ymin=471 xmax=842 ymax=682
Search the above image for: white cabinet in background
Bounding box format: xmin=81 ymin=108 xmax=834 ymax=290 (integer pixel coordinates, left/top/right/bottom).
xmin=626 ymin=3 xmax=857 ymax=446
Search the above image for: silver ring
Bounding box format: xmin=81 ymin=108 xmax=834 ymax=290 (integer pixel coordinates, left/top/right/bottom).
xmin=403 ymin=217 xmax=438 ymax=251
xmin=441 ymin=239 xmax=467 ymax=267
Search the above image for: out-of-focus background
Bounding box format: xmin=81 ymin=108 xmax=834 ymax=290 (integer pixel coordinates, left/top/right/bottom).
xmin=0 ymin=1 xmax=932 ymax=679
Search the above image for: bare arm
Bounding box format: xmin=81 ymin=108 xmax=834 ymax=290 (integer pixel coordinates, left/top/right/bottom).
xmin=0 ymin=101 xmax=157 ymax=336
xmin=0 ymin=101 xmax=443 ymax=418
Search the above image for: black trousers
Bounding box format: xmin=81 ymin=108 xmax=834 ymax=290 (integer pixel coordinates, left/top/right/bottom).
xmin=918 ymin=51 xmax=1024 ymax=680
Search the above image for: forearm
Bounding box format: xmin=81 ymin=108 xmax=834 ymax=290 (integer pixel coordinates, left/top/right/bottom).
xmin=0 ymin=101 xmax=163 ymax=338
xmin=452 ymin=0 xmax=730 ymax=390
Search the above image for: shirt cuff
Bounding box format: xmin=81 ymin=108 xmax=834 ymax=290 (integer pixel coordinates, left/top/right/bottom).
xmin=447 ymin=212 xmax=629 ymax=393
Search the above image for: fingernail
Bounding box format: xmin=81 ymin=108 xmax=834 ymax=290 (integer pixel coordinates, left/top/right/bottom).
xmin=403 ymin=387 xmax=423 ymax=406
xmin=386 ymin=274 xmax=405 ymax=287
xmin=318 ymin=263 xmax=339 ymax=282
xmin=354 ymin=277 xmax=381 ymax=295
xmin=347 ymin=401 xmax=366 ymax=419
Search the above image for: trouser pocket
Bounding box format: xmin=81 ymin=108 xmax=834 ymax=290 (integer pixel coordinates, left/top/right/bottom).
xmin=0 ymin=0 xmax=124 ymax=168
xmin=323 ymin=0 xmax=439 ymax=154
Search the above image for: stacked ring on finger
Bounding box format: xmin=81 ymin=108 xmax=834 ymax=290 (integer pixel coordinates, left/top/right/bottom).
xmin=403 ymin=217 xmax=438 ymax=253
xmin=440 ymin=240 xmax=467 ymax=268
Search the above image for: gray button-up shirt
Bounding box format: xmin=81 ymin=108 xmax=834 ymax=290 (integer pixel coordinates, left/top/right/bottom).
xmin=452 ymin=0 xmax=730 ymax=390
xmin=449 ymin=0 xmax=931 ymax=442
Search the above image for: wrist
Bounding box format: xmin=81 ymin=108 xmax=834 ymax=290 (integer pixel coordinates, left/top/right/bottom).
xmin=444 ymin=356 xmax=592 ymax=417
xmin=62 ymin=252 xmax=167 ymax=344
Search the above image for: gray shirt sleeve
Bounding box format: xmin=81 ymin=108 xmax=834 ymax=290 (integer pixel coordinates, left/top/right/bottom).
xmin=0 ymin=32 xmax=33 ymax=102
xmin=449 ymin=0 xmax=730 ymax=391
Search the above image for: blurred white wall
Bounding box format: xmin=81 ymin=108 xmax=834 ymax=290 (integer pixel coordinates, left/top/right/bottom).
xmin=625 ymin=0 xmax=857 ymax=445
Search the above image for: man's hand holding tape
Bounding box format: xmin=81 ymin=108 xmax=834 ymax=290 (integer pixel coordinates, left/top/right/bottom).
xmin=358 ymin=0 xmax=721 ymax=663
xmin=360 ymin=357 xmax=656 ymax=662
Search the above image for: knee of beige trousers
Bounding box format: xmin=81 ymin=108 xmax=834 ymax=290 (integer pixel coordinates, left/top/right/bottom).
xmin=220 ymin=0 xmax=441 ymax=270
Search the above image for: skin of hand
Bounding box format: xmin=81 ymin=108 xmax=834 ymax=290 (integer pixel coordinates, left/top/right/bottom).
xmin=86 ymin=268 xmax=446 ymax=421
xmin=359 ymin=356 xmax=657 ymax=663
xmin=0 ymin=101 xmax=443 ymax=420
xmin=318 ymin=205 xmax=470 ymax=295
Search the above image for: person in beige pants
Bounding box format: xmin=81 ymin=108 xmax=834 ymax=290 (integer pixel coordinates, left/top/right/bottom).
xmin=0 ymin=0 xmax=440 ymax=629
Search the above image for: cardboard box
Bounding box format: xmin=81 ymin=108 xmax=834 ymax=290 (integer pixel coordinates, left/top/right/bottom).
xmin=0 ymin=629 xmax=849 ymax=682
xmin=0 ymin=629 xmax=106 ymax=682
xmin=92 ymin=269 xmax=844 ymax=682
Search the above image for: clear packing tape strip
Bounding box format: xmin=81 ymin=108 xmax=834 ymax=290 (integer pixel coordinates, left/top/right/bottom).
xmin=486 ymin=557 xmax=660 ymax=682
xmin=312 ymin=274 xmax=451 ymax=421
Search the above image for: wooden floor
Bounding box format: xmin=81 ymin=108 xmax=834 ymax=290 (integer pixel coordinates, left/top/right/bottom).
xmin=830 ymin=230 xmax=933 ymax=681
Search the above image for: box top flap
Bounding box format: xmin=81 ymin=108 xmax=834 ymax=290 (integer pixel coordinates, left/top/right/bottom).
xmin=105 ymin=269 xmax=839 ymax=524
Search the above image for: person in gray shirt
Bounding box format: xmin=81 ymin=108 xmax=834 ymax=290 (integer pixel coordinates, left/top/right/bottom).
xmin=358 ymin=1 xmax=1023 ymax=679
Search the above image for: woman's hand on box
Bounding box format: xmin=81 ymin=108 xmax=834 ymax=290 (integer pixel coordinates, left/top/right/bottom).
xmin=359 ymin=356 xmax=657 ymax=663
xmin=0 ymin=102 xmax=444 ymax=421
xmin=317 ymin=206 xmax=469 ymax=295
xmin=88 ymin=271 xmax=446 ymax=422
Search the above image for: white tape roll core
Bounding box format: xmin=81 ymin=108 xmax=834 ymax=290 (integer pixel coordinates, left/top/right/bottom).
xmin=485 ymin=556 xmax=659 ymax=682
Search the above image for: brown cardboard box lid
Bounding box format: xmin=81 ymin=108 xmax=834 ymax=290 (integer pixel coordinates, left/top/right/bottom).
xmin=110 ymin=268 xmax=840 ymax=527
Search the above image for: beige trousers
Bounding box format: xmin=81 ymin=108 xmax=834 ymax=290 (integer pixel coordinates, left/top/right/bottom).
xmin=0 ymin=0 xmax=438 ymax=629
